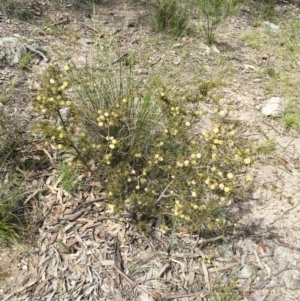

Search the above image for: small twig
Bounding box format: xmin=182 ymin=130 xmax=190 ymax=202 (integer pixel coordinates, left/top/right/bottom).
xmin=113 ymin=265 xmax=158 ymax=299
xmin=79 ymin=22 xmax=104 ymax=37
xmin=192 ymin=235 xmax=224 ymax=252
xmin=270 ymin=202 xmax=300 ymax=225
xmin=54 ymin=18 xmax=70 ymax=26
xmin=251 ymin=264 xmax=296 ymax=290
xmin=162 ymin=292 xmax=207 ymax=299
xmin=275 ymin=236 xmax=300 ymax=252
xmin=113 ymin=53 xmax=129 ymax=65
xmin=24 ymin=44 xmax=49 ymax=62
xmin=155 ymin=179 xmax=175 ymax=204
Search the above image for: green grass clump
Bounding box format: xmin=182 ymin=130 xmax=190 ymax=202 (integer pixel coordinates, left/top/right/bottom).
xmin=150 ymin=0 xmax=190 ymax=36
xmin=0 ymin=123 xmax=25 ymax=244
xmin=0 ymin=169 xmax=25 ymax=244
xmin=32 ymin=61 xmax=256 ymax=234
xmin=0 ymin=0 xmax=36 ymax=21
xmin=257 ymin=139 xmax=276 ymax=155
xmin=56 ymin=161 xmax=84 ymax=193
xmin=212 ymin=276 xmax=241 ymax=301
xmin=283 ymin=113 xmax=300 ymax=129
xmin=195 ymin=0 xmax=238 ymax=45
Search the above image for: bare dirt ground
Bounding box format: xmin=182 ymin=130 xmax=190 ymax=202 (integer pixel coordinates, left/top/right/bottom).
xmin=1 ymin=0 xmax=300 ymax=300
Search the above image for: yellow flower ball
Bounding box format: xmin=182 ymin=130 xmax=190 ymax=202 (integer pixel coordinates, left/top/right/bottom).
xmin=227 ymin=173 xmax=234 ymax=179
xmin=245 ymin=175 xmax=252 ymax=181
xmin=177 ymin=161 xmax=184 ymax=168
xmin=50 ymin=79 xmax=55 ymax=84
xmin=244 ymin=158 xmax=251 ymax=164
xmin=57 ymin=144 xmax=63 ymax=149
xmin=64 ymin=65 xmax=70 ymax=71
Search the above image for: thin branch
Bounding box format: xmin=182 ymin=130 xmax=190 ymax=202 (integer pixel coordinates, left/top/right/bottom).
xmin=155 ymin=179 xmax=175 ymax=204
xmin=24 ymin=44 xmax=49 ymax=62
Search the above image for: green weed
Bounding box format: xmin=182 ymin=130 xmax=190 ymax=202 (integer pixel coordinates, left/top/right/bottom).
xmin=150 ymin=0 xmax=190 ymax=36
xmin=0 ymin=0 xmax=35 ymax=21
xmin=195 ymin=0 xmax=238 ymax=45
xmin=241 ymin=31 xmax=262 ymax=49
xmin=212 ymin=276 xmax=241 ymax=301
xmin=257 ymin=139 xmax=276 ymax=155
xmin=57 ymin=161 xmax=84 ymax=192
xmin=32 ymin=59 xmax=256 ymax=234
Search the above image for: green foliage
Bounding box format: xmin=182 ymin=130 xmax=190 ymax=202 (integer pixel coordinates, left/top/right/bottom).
xmin=195 ymin=0 xmax=238 ymax=44
xmin=212 ymin=276 xmax=241 ymax=301
xmin=241 ymin=31 xmax=262 ymax=49
xmin=283 ymin=113 xmax=300 ymax=129
xmin=32 ymin=62 xmax=256 ymax=234
xmin=0 ymin=172 xmax=24 ymax=243
xmin=57 ymin=161 xmax=84 ymax=192
xmin=248 ymin=0 xmax=276 ymax=20
xmin=150 ymin=0 xmax=190 ymax=36
xmin=0 ymin=127 xmax=23 ymax=243
xmin=257 ymin=139 xmax=276 ymax=155
xmin=20 ymin=51 xmax=33 ymax=69
xmin=0 ymin=0 xmax=35 ymax=21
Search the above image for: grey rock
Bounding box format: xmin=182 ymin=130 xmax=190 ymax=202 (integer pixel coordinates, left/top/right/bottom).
xmin=253 ymin=78 xmax=262 ymax=83
xmin=274 ymin=246 xmax=298 ymax=266
xmin=240 ymin=265 xmax=252 ymax=278
xmin=59 ymin=107 xmax=69 ymax=121
xmin=264 ymin=21 xmax=280 ymax=33
xmin=282 ymin=269 xmax=300 ymax=289
xmin=0 ymin=37 xmax=26 ymax=66
xmin=262 ymin=97 xmax=285 ymax=117
xmin=219 ymin=243 xmax=234 ymax=260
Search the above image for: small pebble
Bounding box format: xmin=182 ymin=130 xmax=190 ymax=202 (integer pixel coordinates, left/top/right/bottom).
xmin=253 ymin=78 xmax=262 ymax=83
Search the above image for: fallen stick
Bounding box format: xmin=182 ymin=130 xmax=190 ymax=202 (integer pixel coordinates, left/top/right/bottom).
xmin=24 ymin=44 xmax=49 ymax=62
